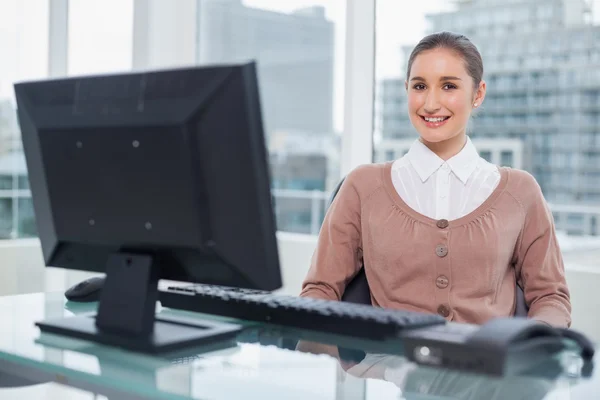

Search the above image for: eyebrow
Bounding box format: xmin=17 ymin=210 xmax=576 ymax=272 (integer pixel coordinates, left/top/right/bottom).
xmin=410 ymin=76 xmax=462 ymax=82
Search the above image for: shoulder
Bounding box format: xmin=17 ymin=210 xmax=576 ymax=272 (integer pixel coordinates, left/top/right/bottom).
xmin=505 ymin=168 xmax=542 ymax=193
xmin=343 ymin=162 xmax=389 ymax=200
xmin=346 ymin=162 xmax=388 ymax=188
xmin=503 ymin=167 xmax=545 ymax=209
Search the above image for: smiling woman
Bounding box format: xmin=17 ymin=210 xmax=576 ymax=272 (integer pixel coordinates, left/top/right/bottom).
xmin=299 ymin=31 xmax=571 ymax=329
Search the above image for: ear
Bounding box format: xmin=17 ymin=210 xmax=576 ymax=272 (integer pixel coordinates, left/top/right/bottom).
xmin=405 ymin=80 xmax=408 ymax=92
xmin=472 ymin=80 xmax=486 ymax=108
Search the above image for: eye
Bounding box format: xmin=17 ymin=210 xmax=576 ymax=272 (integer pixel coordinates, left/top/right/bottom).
xmin=413 ymin=83 xmax=426 ymax=90
xmin=443 ymin=83 xmax=457 ymax=90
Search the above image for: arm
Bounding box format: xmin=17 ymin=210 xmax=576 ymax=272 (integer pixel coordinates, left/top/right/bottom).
xmin=299 ymin=171 xmax=364 ymax=301
xmin=514 ymin=176 xmax=571 ymax=327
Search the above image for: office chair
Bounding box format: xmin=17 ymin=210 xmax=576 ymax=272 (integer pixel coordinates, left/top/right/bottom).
xmin=332 ymin=177 xmax=530 ymax=317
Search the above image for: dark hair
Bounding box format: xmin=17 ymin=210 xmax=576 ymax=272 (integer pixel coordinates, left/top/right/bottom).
xmin=406 ymin=31 xmax=483 ymax=89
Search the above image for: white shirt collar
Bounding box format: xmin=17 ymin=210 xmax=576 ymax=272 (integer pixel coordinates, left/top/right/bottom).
xmin=406 ymin=136 xmax=480 ymax=185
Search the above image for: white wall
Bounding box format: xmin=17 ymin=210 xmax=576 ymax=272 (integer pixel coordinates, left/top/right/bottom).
xmin=1 ymin=236 xmax=599 ymax=342
xmin=0 ymin=239 xmax=100 ymax=296
xmin=275 ymin=232 xmax=318 ymax=295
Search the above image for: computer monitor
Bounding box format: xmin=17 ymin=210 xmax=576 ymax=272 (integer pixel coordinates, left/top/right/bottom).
xmin=14 ymin=61 xmax=282 ymax=353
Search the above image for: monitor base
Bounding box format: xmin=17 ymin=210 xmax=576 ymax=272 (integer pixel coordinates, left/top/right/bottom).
xmin=38 ymin=251 xmax=242 ymax=354
xmin=36 ymin=313 xmax=242 ymax=354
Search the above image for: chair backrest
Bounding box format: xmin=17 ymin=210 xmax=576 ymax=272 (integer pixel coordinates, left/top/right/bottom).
xmin=329 ymin=178 xmax=529 ymax=317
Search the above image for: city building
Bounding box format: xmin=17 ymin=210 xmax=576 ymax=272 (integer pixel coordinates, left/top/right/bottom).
xmin=0 ymin=150 xmax=34 ymax=239
xmin=197 ymin=0 xmax=335 ymax=135
xmin=269 ymin=130 xmax=340 ymax=234
xmin=0 ymin=99 xmax=19 ymax=154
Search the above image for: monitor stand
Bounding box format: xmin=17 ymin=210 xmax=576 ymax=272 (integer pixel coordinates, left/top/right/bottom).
xmin=36 ymin=252 xmax=243 ymax=354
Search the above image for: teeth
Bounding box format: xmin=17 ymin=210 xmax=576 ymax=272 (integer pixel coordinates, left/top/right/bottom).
xmin=424 ymin=117 xmax=448 ymax=122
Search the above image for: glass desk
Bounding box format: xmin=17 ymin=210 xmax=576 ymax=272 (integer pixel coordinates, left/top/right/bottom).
xmin=0 ymin=292 xmax=597 ymax=399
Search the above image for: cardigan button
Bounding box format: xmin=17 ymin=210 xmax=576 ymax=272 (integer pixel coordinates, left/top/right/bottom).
xmin=435 ymin=244 xmax=448 ymax=257
xmin=436 ymin=275 xmax=449 ymax=289
xmin=437 ymin=304 xmax=451 ymax=318
xmin=436 ymin=219 xmax=449 ymax=229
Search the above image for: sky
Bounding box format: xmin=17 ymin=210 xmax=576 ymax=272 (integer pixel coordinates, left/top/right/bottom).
xmin=2 ymin=0 xmax=600 ymax=133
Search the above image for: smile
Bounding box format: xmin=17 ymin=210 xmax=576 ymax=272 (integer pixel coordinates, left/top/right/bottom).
xmin=420 ymin=115 xmax=450 ymax=127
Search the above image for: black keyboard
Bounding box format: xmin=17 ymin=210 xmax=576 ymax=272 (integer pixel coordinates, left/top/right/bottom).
xmin=160 ymin=284 xmax=446 ymax=340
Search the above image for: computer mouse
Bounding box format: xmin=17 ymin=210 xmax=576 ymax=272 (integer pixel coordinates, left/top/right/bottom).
xmin=64 ymin=276 xmax=105 ymax=302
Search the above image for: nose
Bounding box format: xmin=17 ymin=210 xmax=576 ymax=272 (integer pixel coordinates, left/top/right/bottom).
xmin=423 ymin=89 xmax=441 ymax=114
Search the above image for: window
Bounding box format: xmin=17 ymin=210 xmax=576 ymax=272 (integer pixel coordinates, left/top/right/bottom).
xmin=3 ymin=0 xmax=346 ymax=237
xmin=0 ymin=0 xmax=49 ymax=239
xmin=500 ymin=151 xmax=514 ymax=167
xmin=480 ymin=151 xmax=492 ymax=162
xmin=567 ymin=214 xmax=584 ymax=225
xmin=196 ymin=0 xmax=346 ymax=234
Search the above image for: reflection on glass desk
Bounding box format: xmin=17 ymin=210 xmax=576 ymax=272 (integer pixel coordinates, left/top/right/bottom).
xmin=0 ymin=292 xmax=597 ymax=399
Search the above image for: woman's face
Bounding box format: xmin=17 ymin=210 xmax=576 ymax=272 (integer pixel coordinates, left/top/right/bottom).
xmin=406 ymin=48 xmax=485 ymax=145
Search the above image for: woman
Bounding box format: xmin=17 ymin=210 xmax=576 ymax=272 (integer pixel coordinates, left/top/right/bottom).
xmin=299 ymin=31 xmax=571 ymax=328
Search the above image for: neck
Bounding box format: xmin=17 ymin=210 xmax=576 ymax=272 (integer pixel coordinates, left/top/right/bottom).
xmin=420 ymin=133 xmax=467 ymax=161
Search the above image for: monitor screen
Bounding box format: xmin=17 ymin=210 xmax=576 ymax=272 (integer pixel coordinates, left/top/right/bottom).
xmin=15 ymin=62 xmax=282 ymax=291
